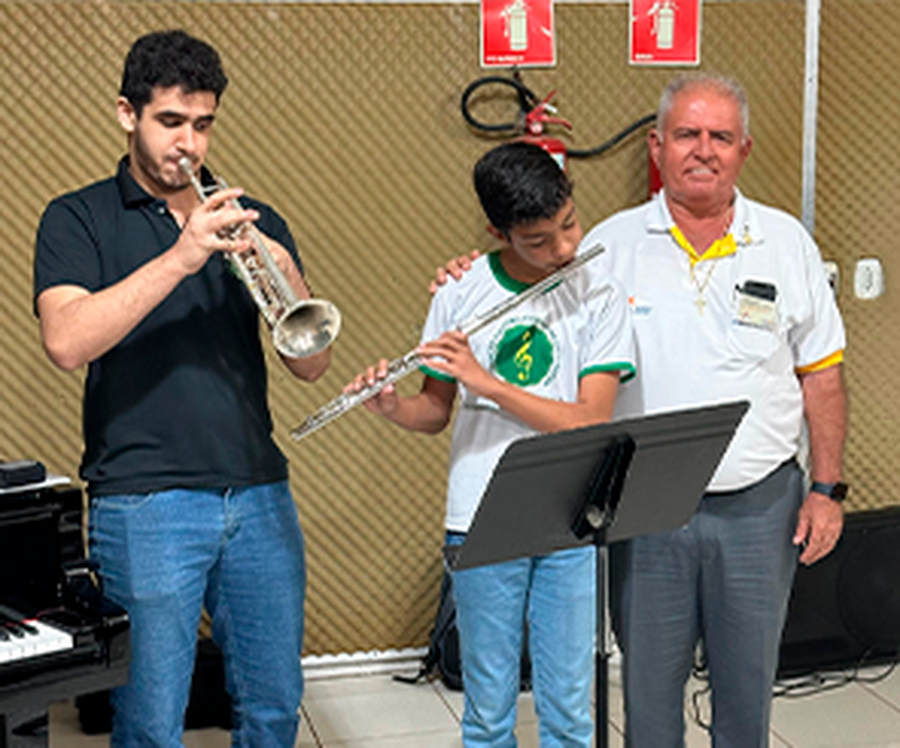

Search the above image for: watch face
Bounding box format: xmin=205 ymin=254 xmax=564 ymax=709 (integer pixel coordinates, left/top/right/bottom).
xmin=832 ymin=482 xmax=849 ymax=501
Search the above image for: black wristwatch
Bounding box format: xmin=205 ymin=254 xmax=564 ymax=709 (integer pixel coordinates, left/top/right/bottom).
xmin=810 ymin=480 xmax=849 ymax=502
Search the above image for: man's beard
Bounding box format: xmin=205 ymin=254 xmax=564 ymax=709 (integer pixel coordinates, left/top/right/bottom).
xmin=132 ymin=133 xmax=189 ymax=195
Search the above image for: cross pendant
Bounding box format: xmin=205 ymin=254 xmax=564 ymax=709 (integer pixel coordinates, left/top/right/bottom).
xmin=694 ymin=296 xmax=706 ymax=315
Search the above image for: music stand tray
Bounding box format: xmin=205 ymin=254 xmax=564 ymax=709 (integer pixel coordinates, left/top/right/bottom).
xmin=444 ymin=400 xmax=749 ymax=748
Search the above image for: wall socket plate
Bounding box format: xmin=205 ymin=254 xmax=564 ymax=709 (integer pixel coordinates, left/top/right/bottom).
xmin=823 ymin=261 xmax=840 ymax=294
xmin=854 ymin=258 xmax=885 ymax=300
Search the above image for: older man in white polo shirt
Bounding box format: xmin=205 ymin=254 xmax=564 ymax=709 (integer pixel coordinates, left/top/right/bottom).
xmin=583 ymin=73 xmax=846 ymax=748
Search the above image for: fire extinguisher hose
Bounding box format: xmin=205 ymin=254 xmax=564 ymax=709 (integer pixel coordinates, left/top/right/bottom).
xmin=460 ymin=75 xmax=539 ymax=132
xmin=566 ymin=113 xmax=656 ymax=159
xmin=460 ymin=73 xmax=655 ymax=158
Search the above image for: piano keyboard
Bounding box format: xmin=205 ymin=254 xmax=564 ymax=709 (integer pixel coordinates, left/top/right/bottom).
xmin=0 ymin=617 xmax=73 ymax=665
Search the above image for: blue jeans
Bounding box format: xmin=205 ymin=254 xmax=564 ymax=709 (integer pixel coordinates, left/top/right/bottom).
xmin=89 ymin=482 xmax=305 ymax=747
xmin=610 ymin=460 xmax=803 ymax=748
xmin=448 ymin=533 xmax=595 ymax=747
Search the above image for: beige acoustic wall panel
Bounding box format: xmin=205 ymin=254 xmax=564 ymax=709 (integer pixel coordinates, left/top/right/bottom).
xmin=2 ymin=1 xmax=805 ymax=654
xmin=815 ymin=0 xmax=900 ymax=512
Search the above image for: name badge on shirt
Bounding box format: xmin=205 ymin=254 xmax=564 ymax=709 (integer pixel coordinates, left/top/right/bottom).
xmin=734 ymin=280 xmax=778 ymax=332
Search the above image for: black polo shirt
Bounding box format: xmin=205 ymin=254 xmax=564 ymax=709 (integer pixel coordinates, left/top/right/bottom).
xmin=34 ymin=158 xmax=302 ymax=497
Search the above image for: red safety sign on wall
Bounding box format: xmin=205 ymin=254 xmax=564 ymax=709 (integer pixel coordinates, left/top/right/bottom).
xmin=629 ymin=0 xmax=702 ymax=66
xmin=481 ymin=0 xmax=556 ymax=68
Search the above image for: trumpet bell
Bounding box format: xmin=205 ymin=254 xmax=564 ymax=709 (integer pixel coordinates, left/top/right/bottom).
xmin=273 ymin=299 xmax=342 ymax=358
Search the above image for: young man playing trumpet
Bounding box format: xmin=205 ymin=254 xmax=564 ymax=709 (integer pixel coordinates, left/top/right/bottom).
xmin=347 ymin=141 xmax=635 ymax=747
xmin=34 ymin=30 xmax=329 ymax=747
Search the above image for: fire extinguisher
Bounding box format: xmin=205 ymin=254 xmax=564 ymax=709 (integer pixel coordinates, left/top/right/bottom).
xmin=460 ymin=71 xmax=656 ymax=183
xmin=519 ymin=90 xmax=572 ymax=171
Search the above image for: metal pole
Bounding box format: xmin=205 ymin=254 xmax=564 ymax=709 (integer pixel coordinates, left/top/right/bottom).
xmin=801 ymin=0 xmax=822 ymax=235
xmin=595 ymin=539 xmax=610 ymax=748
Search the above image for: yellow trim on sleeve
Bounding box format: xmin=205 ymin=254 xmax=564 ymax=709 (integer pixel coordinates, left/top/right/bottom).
xmin=796 ymin=350 xmax=844 ymax=375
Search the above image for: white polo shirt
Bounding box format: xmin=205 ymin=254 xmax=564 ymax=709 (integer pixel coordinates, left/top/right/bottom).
xmin=421 ymin=250 xmax=636 ymax=531
xmin=582 ymin=189 xmax=846 ymax=491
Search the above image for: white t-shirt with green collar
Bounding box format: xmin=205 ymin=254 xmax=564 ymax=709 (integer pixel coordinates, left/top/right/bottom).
xmin=421 ymin=249 xmax=636 ymax=532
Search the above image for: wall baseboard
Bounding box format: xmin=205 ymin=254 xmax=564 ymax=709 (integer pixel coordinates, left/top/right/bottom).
xmin=302 ymin=647 xmax=428 ymax=681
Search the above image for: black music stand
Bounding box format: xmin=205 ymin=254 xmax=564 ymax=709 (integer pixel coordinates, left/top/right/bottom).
xmin=444 ymin=401 xmax=749 ymax=748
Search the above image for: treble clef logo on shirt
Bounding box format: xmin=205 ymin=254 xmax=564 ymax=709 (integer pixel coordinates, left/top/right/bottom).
xmin=492 ymin=321 xmax=556 ymax=387
xmin=514 ymin=330 xmax=534 ymax=381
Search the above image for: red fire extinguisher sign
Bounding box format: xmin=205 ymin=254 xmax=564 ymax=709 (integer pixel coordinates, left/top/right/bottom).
xmin=629 ymin=0 xmax=702 ymax=66
xmin=481 ymin=0 xmax=556 ymax=68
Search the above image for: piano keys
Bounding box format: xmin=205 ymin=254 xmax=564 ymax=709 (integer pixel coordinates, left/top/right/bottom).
xmin=0 ymin=478 xmax=129 ymax=747
xmin=0 ymin=614 xmax=74 ymax=666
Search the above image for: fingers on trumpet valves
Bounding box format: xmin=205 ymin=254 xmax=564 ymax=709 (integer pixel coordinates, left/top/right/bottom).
xmin=215 ymin=230 xmax=238 ymax=252
xmin=205 ymin=185 xmax=246 ymax=209
xmin=215 ymin=222 xmax=251 ymax=251
xmin=205 ymin=190 xmax=257 ymax=233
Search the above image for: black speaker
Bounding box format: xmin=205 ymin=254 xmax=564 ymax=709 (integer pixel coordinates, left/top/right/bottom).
xmin=778 ymin=506 xmax=900 ymax=678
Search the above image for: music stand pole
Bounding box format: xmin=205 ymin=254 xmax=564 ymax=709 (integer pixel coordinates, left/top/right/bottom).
xmin=575 ymin=436 xmax=633 ymax=748
xmin=595 ymin=536 xmax=611 ymax=748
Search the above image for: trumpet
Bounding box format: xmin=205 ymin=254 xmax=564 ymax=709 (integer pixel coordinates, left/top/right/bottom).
xmin=179 ymin=157 xmax=341 ymax=358
xmin=290 ymin=243 xmax=606 ymax=442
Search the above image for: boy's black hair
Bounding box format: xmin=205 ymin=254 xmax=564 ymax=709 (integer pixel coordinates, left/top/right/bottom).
xmin=120 ymin=30 xmax=229 ymax=117
xmin=473 ymin=141 xmax=572 ymax=236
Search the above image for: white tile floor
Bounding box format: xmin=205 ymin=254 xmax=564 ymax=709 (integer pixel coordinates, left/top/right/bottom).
xmin=47 ymin=661 xmax=900 ymax=747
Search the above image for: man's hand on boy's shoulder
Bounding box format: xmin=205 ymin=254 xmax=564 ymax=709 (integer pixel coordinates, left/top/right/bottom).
xmin=429 ymin=249 xmax=481 ymax=294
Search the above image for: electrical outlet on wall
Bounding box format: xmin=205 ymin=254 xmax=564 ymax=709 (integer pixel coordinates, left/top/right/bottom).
xmin=854 ymin=258 xmax=885 ymax=299
xmin=823 ymin=261 xmax=839 ymax=294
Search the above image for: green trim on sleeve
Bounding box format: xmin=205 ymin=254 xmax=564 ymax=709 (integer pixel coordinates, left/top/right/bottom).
xmin=580 ymin=362 xmax=637 ymax=383
xmin=420 ymin=363 xmax=456 ymax=383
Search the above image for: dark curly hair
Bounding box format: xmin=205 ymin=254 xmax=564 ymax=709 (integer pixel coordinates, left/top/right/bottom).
xmin=120 ymin=30 xmax=228 ymax=117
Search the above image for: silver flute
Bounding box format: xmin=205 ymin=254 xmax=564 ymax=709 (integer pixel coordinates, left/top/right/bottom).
xmin=290 ymin=243 xmax=606 ymax=441
xmin=179 ymin=157 xmax=341 ymax=358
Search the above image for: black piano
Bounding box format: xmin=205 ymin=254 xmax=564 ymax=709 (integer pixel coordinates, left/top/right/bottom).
xmin=0 ymin=475 xmax=129 ymax=747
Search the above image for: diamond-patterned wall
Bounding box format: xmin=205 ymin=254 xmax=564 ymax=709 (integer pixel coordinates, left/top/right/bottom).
xmin=815 ymin=0 xmax=900 ymax=513
xmin=1 ymin=0 xmax=850 ymax=655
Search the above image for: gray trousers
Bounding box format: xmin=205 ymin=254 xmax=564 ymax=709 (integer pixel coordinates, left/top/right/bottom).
xmin=610 ymin=460 xmax=803 ymax=748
